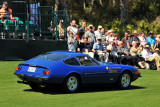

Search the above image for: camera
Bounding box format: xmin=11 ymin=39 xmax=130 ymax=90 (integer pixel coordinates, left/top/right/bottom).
xmin=89 ymin=26 xmax=93 ymax=29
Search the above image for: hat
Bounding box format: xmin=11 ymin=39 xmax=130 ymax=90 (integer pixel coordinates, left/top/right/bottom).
xmin=3 ymin=1 xmax=8 ymax=5
xmin=155 ymin=48 xmax=159 ymax=51
xmin=97 ymin=37 xmax=102 ymax=40
xmin=59 ymin=19 xmax=63 ymax=23
xmin=153 ymin=48 xmax=160 ymax=53
xmin=88 ymin=24 xmax=93 ymax=27
xmin=108 ymin=30 xmax=112 ymax=33
xmin=149 ymin=31 xmax=154 ymax=35
xmin=144 ymin=45 xmax=150 ymax=48
xmin=133 ymin=30 xmax=138 ymax=34
xmin=98 ymin=25 xmax=102 ymax=29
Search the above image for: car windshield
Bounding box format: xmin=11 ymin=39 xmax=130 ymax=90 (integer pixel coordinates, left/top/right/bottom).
xmin=34 ymin=52 xmax=69 ymax=61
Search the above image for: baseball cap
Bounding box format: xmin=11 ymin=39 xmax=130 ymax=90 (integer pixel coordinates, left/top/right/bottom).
xmin=59 ymin=19 xmax=63 ymax=23
xmin=145 ymin=45 xmax=150 ymax=48
xmin=108 ymin=30 xmax=112 ymax=33
xmin=149 ymin=31 xmax=154 ymax=35
xmin=88 ymin=24 xmax=93 ymax=27
xmin=97 ymin=37 xmax=102 ymax=40
xmin=98 ymin=25 xmax=102 ymax=29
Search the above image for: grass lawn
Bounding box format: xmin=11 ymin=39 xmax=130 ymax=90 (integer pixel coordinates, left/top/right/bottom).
xmin=0 ymin=61 xmax=160 ymax=107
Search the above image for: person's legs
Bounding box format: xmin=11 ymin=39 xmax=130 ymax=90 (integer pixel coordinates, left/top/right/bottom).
xmin=147 ymin=55 xmax=159 ymax=70
xmin=105 ymin=52 xmax=109 ymax=62
xmin=88 ymin=52 xmax=94 ymax=58
xmin=98 ymin=53 xmax=105 ymax=62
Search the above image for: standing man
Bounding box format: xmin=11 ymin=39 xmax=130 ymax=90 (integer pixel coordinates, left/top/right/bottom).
xmin=0 ymin=1 xmax=14 ymax=21
xmin=84 ymin=25 xmax=95 ymax=46
xmin=94 ymin=25 xmax=103 ymax=40
xmin=67 ymin=20 xmax=78 ymax=49
xmin=67 ymin=20 xmax=78 ymax=38
xmin=147 ymin=31 xmax=156 ymax=49
xmin=56 ymin=19 xmax=66 ymax=40
xmin=79 ymin=22 xmax=86 ymax=40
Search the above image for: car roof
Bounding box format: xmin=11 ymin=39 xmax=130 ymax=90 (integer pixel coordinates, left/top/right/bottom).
xmin=50 ymin=50 xmax=86 ymax=57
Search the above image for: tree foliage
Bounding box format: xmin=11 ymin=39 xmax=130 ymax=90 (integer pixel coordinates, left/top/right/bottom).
xmin=33 ymin=0 xmax=160 ymax=36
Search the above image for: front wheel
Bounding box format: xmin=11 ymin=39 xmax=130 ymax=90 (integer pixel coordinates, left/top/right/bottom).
xmin=63 ymin=74 xmax=80 ymax=93
xmin=117 ymin=71 xmax=131 ymax=89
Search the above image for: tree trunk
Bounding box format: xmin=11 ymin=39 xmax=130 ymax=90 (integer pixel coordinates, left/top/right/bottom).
xmin=99 ymin=0 xmax=102 ymax=6
xmin=90 ymin=0 xmax=95 ymax=17
xmin=54 ymin=0 xmax=59 ymax=11
xmin=62 ymin=0 xmax=69 ymax=23
xmin=112 ymin=0 xmax=115 ymax=6
xmin=120 ymin=0 xmax=127 ymax=25
xmin=83 ymin=0 xmax=86 ymax=9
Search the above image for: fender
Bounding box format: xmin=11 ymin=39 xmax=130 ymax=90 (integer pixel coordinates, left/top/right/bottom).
xmin=120 ymin=68 xmax=133 ymax=74
xmin=66 ymin=71 xmax=81 ymax=76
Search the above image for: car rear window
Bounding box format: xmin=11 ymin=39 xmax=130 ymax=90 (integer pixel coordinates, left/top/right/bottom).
xmin=34 ymin=52 xmax=69 ymax=61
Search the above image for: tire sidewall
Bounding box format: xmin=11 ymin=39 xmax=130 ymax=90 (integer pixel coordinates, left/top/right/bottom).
xmin=117 ymin=71 xmax=131 ymax=89
xmin=63 ymin=74 xmax=80 ymax=93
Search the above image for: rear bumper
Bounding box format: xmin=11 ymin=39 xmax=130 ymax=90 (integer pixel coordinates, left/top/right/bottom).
xmin=14 ymin=73 xmax=49 ymax=83
xmin=14 ymin=73 xmax=65 ymax=84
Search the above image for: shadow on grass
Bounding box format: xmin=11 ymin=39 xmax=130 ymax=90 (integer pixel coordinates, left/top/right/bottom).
xmin=23 ymin=85 xmax=146 ymax=95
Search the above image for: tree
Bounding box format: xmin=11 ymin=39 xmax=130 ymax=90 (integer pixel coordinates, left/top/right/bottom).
xmin=120 ymin=0 xmax=127 ymax=25
xmin=54 ymin=0 xmax=59 ymax=11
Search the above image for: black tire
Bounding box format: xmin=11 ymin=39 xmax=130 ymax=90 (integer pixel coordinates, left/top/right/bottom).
xmin=29 ymin=83 xmax=40 ymax=89
xmin=62 ymin=74 xmax=80 ymax=93
xmin=117 ymin=71 xmax=131 ymax=89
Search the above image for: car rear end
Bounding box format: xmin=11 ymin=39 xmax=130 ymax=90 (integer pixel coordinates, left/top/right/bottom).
xmin=15 ymin=63 xmax=52 ymax=84
xmin=14 ymin=52 xmax=70 ymax=85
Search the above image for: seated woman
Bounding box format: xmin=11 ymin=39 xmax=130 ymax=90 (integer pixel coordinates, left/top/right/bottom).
xmin=154 ymin=38 xmax=160 ymax=50
xmin=130 ymin=41 xmax=145 ymax=69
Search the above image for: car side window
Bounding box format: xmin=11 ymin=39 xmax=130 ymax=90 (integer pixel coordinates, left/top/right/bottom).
xmin=63 ymin=58 xmax=80 ymax=66
xmin=76 ymin=56 xmax=99 ymax=66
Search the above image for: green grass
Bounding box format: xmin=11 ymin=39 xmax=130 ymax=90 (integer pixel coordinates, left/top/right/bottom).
xmin=0 ymin=61 xmax=160 ymax=107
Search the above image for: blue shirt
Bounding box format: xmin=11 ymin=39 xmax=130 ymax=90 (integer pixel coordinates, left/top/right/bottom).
xmin=147 ymin=36 xmax=156 ymax=48
xmin=93 ymin=42 xmax=104 ymax=51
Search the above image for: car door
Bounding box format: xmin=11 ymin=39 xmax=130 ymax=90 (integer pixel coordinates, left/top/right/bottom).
xmin=76 ymin=56 xmax=108 ymax=84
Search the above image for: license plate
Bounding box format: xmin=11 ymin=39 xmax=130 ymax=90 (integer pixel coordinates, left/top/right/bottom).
xmin=28 ymin=67 xmax=36 ymax=72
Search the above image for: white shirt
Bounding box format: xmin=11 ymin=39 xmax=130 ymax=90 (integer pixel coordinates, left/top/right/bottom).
xmin=106 ymin=35 xmax=114 ymax=43
xmin=67 ymin=26 xmax=78 ymax=37
xmin=139 ymin=36 xmax=148 ymax=46
xmin=94 ymin=30 xmax=102 ymax=39
xmin=107 ymin=44 xmax=117 ymax=56
xmin=141 ymin=49 xmax=153 ymax=60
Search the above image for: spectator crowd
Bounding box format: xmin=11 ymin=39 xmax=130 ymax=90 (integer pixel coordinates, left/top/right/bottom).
xmin=67 ymin=20 xmax=160 ymax=71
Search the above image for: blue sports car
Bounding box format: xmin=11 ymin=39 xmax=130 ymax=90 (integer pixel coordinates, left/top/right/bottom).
xmin=14 ymin=51 xmax=142 ymax=93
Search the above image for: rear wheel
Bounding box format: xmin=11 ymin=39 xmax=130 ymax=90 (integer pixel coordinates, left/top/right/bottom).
xmin=63 ymin=74 xmax=80 ymax=93
xmin=117 ymin=71 xmax=131 ymax=89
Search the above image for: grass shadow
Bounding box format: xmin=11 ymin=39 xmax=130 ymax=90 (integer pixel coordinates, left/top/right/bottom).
xmin=23 ymin=85 xmax=146 ymax=95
